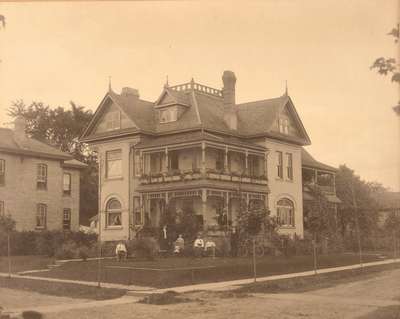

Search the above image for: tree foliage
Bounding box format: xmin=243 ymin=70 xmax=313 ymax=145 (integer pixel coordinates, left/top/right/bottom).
xmin=237 ymin=203 xmax=274 ymax=237
xmin=370 ymin=25 xmax=400 ymax=84
xmin=0 ymin=214 xmax=16 ymax=234
xmin=335 ymin=165 xmax=382 ymax=239
xmin=7 ymin=100 xmax=98 ymax=225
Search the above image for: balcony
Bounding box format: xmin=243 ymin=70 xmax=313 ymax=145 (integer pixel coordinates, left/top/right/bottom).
xmin=139 ymin=168 xmax=268 ymax=186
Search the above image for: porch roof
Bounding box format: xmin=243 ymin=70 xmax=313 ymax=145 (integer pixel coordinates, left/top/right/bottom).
xmin=136 ymin=179 xmax=269 ymax=194
xmin=135 ymin=130 xmax=266 ymax=152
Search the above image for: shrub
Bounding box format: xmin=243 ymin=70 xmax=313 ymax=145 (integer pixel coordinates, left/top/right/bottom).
xmin=55 ymin=241 xmax=77 ymax=260
xmin=78 ymin=245 xmax=90 ymax=261
xmin=128 ymin=237 xmax=159 ymax=260
xmin=138 ymin=291 xmax=190 ymax=305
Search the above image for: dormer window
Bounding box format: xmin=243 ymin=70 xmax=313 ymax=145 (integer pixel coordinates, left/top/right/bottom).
xmin=159 ymin=107 xmax=177 ymax=123
xmin=106 ymin=111 xmax=120 ymax=130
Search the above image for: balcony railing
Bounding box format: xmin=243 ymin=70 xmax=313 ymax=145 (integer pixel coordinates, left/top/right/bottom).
xmin=139 ymin=169 xmax=268 ymax=186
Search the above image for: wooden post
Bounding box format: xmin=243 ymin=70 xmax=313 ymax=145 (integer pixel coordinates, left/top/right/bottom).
xmin=201 ymin=142 xmax=206 ymax=174
xmin=97 ymin=153 xmax=102 ymax=288
xmin=224 ymin=146 xmax=228 ymax=172
xmin=313 ymin=233 xmax=317 ymax=275
xmin=253 ymin=238 xmax=257 ymax=282
xmin=7 ymin=232 xmax=11 ymax=278
xmin=350 ymin=181 xmax=363 ymax=268
xmin=165 ymin=147 xmax=169 ymax=173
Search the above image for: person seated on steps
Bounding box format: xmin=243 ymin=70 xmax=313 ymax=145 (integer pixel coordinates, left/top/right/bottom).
xmin=115 ymin=241 xmax=127 ymax=261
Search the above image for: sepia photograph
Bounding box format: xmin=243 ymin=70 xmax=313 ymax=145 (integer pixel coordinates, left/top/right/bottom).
xmin=0 ymin=0 xmax=399 ymax=318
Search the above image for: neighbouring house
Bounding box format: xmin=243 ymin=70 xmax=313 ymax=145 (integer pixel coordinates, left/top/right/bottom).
xmin=0 ymin=117 xmax=86 ymax=231
xmin=81 ymin=71 xmax=312 ymax=242
xmin=371 ymin=191 xmax=400 ymax=228
xmin=301 ymin=148 xmax=341 ymax=223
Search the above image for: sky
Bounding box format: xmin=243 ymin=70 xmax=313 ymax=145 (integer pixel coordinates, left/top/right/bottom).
xmin=0 ymin=0 xmax=398 ymax=190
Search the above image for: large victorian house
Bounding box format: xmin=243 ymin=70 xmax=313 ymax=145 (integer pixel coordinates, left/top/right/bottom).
xmin=81 ymin=71 xmax=312 ymax=241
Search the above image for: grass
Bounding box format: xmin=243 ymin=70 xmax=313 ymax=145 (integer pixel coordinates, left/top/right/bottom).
xmin=0 ymin=276 xmax=126 ymax=300
xmin=0 ymin=256 xmax=53 ymax=274
xmin=357 ymin=305 xmax=400 ymax=319
xmin=138 ymin=291 xmax=192 ymax=305
xmin=26 ymin=252 xmax=385 ymax=288
xmin=235 ymin=263 xmax=399 ymax=294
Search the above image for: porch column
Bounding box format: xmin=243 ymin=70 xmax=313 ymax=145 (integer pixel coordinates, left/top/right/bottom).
xmin=245 ymin=150 xmax=248 ymax=175
xmin=264 ymin=151 xmax=269 ymax=179
xmin=140 ymin=193 xmax=145 ymax=224
xmin=165 ymin=192 xmax=169 ymax=205
xmin=224 ymin=146 xmax=228 ymax=172
xmin=201 ymin=189 xmax=207 ymax=218
xmin=201 ymin=142 xmax=206 ymax=174
xmin=139 ymin=151 xmax=144 ymax=175
xmin=164 ymin=147 xmax=169 ymax=173
xmin=225 ymin=191 xmax=230 ymax=228
xmin=314 ymin=169 xmax=318 ymax=185
xmin=246 ymin=193 xmax=250 ymax=209
xmin=333 ymin=174 xmax=336 ymax=193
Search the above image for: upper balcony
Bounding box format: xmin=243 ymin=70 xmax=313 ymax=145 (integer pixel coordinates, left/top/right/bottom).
xmin=137 ymin=141 xmax=268 ymax=187
xmin=302 ymin=167 xmax=336 ymax=194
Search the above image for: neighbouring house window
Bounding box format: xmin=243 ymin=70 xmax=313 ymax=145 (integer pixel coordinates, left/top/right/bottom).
xmin=106 ymin=150 xmax=122 ymax=178
xmin=0 ymin=201 xmax=4 ymax=216
xmin=133 ymin=196 xmax=142 ymax=225
xmin=37 ymin=164 xmax=48 ymax=189
xmin=159 ymin=108 xmax=177 ymax=123
xmin=276 ymin=151 xmax=283 ymax=179
xmin=63 ymin=208 xmax=71 ymax=230
xmin=286 ymin=153 xmax=293 ymax=180
xmin=106 ymin=198 xmax=122 ymax=227
xmin=277 ymin=198 xmax=295 ymax=227
xmin=63 ymin=173 xmax=71 ymax=195
xmin=36 ymin=203 xmax=47 ymax=229
xmin=106 ymin=111 xmax=120 ymax=131
xmin=0 ymin=159 xmax=5 ymax=186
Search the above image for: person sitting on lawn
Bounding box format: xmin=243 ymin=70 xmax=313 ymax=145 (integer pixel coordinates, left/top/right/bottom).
xmin=204 ymin=240 xmax=217 ymax=257
xmin=173 ymin=234 xmax=185 ymax=255
xmin=115 ymin=241 xmax=127 ymax=261
xmin=193 ymin=234 xmax=205 ymax=258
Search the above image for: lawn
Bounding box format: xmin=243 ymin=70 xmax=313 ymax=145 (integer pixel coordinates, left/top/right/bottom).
xmin=0 ymin=276 xmax=126 ymax=300
xmin=0 ymin=255 xmax=53 ymax=274
xmin=27 ymin=252 xmax=385 ymax=288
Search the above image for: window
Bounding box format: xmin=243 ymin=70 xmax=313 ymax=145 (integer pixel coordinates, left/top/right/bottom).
xmin=106 ymin=150 xmax=122 ymax=178
xmin=133 ymin=196 xmax=142 ymax=225
xmin=276 ymin=151 xmax=283 ymax=179
xmin=134 ymin=151 xmax=141 ymax=177
xmin=106 ymin=198 xmax=122 ymax=227
xmin=169 ymin=151 xmax=179 ymax=171
xmin=36 ymin=203 xmax=47 ymax=229
xmin=37 ymin=164 xmax=47 ymax=189
xmin=106 ymin=111 xmax=120 ymax=131
xmin=150 ymin=152 xmax=163 ymax=173
xmin=0 ymin=159 xmax=5 ymax=186
xmin=286 ymin=153 xmax=293 ymax=180
xmin=159 ymin=108 xmax=177 ymax=123
xmin=0 ymin=201 xmax=4 ymax=216
xmin=215 ymin=150 xmax=224 ymax=171
xmin=277 ymin=198 xmax=294 ymax=227
xmin=248 ymin=155 xmax=261 ymax=177
xmin=63 ymin=208 xmax=71 ymax=230
xmin=278 ymin=118 xmax=289 ymax=135
xmin=63 ymin=173 xmax=71 ymax=195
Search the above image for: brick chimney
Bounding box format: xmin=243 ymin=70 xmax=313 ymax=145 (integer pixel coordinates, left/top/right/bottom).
xmin=14 ymin=116 xmax=27 ymax=140
xmin=121 ymin=87 xmax=140 ymax=100
xmin=222 ymin=70 xmax=237 ymax=130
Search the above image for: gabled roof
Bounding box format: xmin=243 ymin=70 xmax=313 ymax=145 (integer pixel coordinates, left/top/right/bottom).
xmin=0 ymin=128 xmax=72 ymax=160
xmin=301 ymin=148 xmax=337 ymax=172
xmin=81 ymin=80 xmax=311 ymax=147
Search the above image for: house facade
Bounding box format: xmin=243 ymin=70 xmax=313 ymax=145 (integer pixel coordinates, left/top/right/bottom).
xmin=81 ymin=71 xmax=312 ymax=241
xmin=0 ymin=117 xmax=86 ymax=231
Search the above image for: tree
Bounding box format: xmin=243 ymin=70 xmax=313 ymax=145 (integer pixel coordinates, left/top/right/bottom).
xmin=335 ymin=165 xmax=381 ymax=248
xmin=7 ymin=100 xmax=98 ymax=225
xmin=370 ymin=25 xmax=400 ymax=85
xmin=0 ymin=214 xmax=16 ymax=277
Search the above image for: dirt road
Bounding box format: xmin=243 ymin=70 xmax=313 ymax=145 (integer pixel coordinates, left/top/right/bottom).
xmin=5 ymin=268 xmax=400 ymax=319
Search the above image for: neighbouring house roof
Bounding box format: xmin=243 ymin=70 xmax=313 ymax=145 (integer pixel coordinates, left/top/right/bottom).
xmin=301 ymin=148 xmax=337 ymax=172
xmin=81 ymin=80 xmax=311 ymax=146
xmin=372 ymin=192 xmax=400 ymax=210
xmin=63 ymin=159 xmax=88 ymax=169
xmin=0 ymin=128 xmax=72 ymax=160
xmin=135 ymin=130 xmax=266 ymax=151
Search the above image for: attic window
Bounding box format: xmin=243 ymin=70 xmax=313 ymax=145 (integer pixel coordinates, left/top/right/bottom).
xmin=159 ymin=107 xmax=177 ymax=123
xmin=279 ymin=118 xmax=289 ymax=135
xmin=106 ymin=111 xmax=121 ymax=130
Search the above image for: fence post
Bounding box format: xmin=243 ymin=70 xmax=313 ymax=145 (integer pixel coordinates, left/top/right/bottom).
xmin=253 ymin=238 xmax=257 ymax=282
xmin=312 ymin=235 xmax=317 ymax=275
xmin=7 ymin=233 xmax=11 ymax=278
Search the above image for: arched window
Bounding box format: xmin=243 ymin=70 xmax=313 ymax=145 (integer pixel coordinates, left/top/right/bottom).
xmin=106 ymin=198 xmax=122 ymax=227
xmin=277 ymin=198 xmax=294 ymax=227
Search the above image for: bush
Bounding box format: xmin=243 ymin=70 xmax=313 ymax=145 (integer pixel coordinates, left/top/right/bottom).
xmin=78 ymin=246 xmax=90 ymax=261
xmin=138 ymin=291 xmax=190 ymax=305
xmin=128 ymin=237 xmax=159 ymax=260
xmin=55 ymin=241 xmax=77 ymax=260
